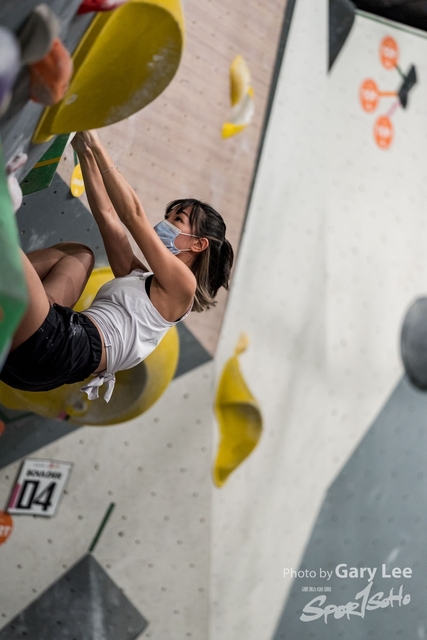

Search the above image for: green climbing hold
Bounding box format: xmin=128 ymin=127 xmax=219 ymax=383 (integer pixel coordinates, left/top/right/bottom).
xmin=20 ymin=133 xmax=69 ymax=195
xmin=0 ymin=142 xmax=28 ymax=366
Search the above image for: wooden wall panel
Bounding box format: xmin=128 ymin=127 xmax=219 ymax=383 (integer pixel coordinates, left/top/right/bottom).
xmin=59 ymin=0 xmax=288 ymax=354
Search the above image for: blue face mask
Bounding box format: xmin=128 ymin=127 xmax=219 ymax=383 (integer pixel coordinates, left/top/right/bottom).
xmin=153 ymin=219 xmax=199 ymax=255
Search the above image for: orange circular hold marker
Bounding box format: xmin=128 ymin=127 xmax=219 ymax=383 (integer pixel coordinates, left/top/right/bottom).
xmin=0 ymin=512 xmax=13 ymax=545
xmin=374 ymin=115 xmax=393 ymax=149
xmin=360 ymin=78 xmax=379 ymax=113
xmin=380 ymin=36 xmax=398 ymax=70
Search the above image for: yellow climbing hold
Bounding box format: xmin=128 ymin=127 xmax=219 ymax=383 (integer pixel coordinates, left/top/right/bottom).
xmin=70 ymin=162 xmax=85 ymax=198
xmin=221 ymin=123 xmax=246 ymax=139
xmin=229 ymin=56 xmax=252 ymax=106
xmin=33 ymin=0 xmax=185 ymax=142
xmin=73 ymin=266 xmax=113 ymax=312
xmin=221 ymin=55 xmax=255 ymax=139
xmin=213 ymin=333 xmax=262 ymax=487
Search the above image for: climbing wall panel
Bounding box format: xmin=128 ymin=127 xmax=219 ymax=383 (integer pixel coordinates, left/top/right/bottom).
xmin=211 ymin=3 xmax=427 ymax=640
xmin=0 ymin=554 xmax=148 ymax=640
xmin=70 ymin=0 xmax=289 ymax=355
xmin=210 ymin=0 xmax=328 ymax=635
xmin=0 ymin=364 xmax=214 ymax=639
xmin=0 ymin=1 xmax=92 ymax=180
xmin=273 ymin=378 xmax=427 ymax=637
xmin=0 ymin=1 xmax=292 ymax=639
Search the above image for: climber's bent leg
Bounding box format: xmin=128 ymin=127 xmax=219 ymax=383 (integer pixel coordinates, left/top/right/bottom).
xmin=10 ymin=243 xmax=95 ymax=351
xmin=27 ymin=242 xmax=95 ymax=307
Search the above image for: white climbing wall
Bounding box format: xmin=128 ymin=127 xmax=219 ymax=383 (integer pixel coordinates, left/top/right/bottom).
xmin=211 ymin=1 xmax=328 ymax=637
xmin=0 ymin=365 xmax=215 ymax=639
xmin=210 ymin=4 xmax=427 ymax=640
xmin=0 ymin=0 xmax=287 ymax=637
xmin=4 ymin=1 xmax=427 ymax=639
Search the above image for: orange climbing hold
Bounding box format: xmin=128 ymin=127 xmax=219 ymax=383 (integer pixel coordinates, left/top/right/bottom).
xmin=359 ymin=78 xmax=379 ymax=113
xmin=0 ymin=512 xmax=13 ymax=545
xmin=374 ymin=115 xmax=393 ymax=149
xmin=30 ymin=37 xmax=73 ymax=105
xmin=380 ymin=35 xmax=398 ymax=70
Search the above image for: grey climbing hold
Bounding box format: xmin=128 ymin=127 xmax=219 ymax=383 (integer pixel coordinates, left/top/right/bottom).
xmin=401 ymin=297 xmax=427 ymax=390
xmin=18 ymin=4 xmax=60 ymax=65
xmin=329 ymin=0 xmax=356 ymax=71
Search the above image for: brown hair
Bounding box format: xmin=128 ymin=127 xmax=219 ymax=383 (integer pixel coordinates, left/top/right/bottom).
xmin=165 ymin=198 xmax=234 ymax=312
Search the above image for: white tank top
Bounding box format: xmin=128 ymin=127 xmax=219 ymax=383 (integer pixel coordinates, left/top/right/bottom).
xmin=81 ymin=269 xmax=192 ymax=402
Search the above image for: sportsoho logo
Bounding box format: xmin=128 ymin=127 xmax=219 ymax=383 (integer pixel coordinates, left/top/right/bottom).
xmin=284 ymin=564 xmax=412 ymax=623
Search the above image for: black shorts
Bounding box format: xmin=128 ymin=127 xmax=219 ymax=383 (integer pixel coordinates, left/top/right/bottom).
xmin=0 ymin=303 xmax=102 ymax=392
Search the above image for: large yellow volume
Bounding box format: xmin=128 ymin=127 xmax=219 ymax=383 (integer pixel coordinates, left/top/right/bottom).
xmin=33 ymin=0 xmax=184 ymax=142
xmin=213 ymin=334 xmax=262 ymax=487
xmin=0 ymin=267 xmax=180 ymax=425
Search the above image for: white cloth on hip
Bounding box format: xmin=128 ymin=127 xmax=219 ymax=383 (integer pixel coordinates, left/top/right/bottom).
xmin=81 ymin=269 xmax=192 ymax=402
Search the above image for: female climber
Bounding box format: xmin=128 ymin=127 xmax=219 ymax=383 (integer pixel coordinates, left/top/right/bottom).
xmin=0 ymin=130 xmax=234 ymax=402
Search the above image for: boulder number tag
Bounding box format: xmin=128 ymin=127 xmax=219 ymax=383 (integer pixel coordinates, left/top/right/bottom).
xmin=7 ymin=458 xmax=73 ymax=517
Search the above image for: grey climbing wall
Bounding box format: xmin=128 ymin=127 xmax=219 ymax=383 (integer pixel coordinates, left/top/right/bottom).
xmin=0 ymin=173 xmax=107 ymax=468
xmin=0 ymin=172 xmax=213 ymax=468
xmin=329 ymin=0 xmax=355 ymax=70
xmin=0 ymin=554 xmax=148 ymax=639
xmin=0 ymin=1 xmax=93 ymax=179
xmin=273 ymin=376 xmax=427 ymax=638
xmin=175 ymin=323 xmax=212 ymax=378
xmin=0 ymin=405 xmax=77 ymax=470
xmin=16 ymin=172 xmax=108 ymax=264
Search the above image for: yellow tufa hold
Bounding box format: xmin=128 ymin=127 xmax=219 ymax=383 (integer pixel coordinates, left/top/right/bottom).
xmin=33 ymin=0 xmax=185 ymax=143
xmin=213 ymin=333 xmax=262 ymax=487
xmin=221 ymin=55 xmax=255 ymax=139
